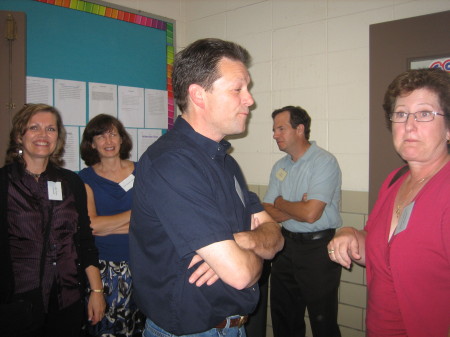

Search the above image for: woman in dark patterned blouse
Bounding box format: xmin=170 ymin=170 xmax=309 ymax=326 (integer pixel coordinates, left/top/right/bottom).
xmin=0 ymin=103 xmax=105 ymax=337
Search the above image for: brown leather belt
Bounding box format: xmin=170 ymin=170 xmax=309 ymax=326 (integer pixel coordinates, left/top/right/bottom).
xmin=215 ymin=315 xmax=248 ymax=329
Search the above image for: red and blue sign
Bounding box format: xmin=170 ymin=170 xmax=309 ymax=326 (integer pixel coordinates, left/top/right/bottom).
xmin=430 ymin=59 xmax=450 ymax=72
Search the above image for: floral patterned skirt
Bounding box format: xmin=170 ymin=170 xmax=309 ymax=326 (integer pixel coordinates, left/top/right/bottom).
xmin=86 ymin=260 xmax=145 ymax=337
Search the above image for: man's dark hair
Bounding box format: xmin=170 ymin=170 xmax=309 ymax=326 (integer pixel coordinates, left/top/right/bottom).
xmin=172 ymin=38 xmax=251 ymax=113
xmin=272 ymin=105 xmax=311 ymax=140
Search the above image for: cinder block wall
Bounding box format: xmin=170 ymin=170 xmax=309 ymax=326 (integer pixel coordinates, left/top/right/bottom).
xmin=249 ymin=185 xmax=368 ymax=337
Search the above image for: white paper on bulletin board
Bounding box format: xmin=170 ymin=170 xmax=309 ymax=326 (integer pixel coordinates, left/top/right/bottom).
xmin=55 ymin=79 xmax=86 ymax=125
xmin=118 ymin=86 xmax=144 ymax=128
xmin=63 ymin=126 xmax=80 ymax=172
xmin=89 ymin=82 xmax=118 ymax=119
xmin=138 ymin=128 xmax=162 ymax=159
xmin=79 ymin=126 xmax=86 ymax=171
xmin=145 ymin=88 xmax=168 ymax=129
xmin=126 ymin=128 xmax=138 ymax=162
xmin=26 ymin=76 xmax=53 ymax=105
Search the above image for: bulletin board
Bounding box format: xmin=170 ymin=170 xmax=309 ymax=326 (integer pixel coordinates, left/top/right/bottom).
xmin=0 ymin=0 xmax=175 ymax=170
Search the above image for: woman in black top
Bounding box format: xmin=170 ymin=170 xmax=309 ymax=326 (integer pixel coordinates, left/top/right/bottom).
xmin=0 ymin=103 xmax=105 ymax=337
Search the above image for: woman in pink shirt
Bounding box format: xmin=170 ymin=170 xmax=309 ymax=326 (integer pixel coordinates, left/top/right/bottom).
xmin=328 ymin=68 xmax=450 ymax=337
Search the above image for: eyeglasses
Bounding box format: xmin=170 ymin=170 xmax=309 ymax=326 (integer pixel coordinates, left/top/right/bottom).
xmin=389 ymin=111 xmax=445 ymax=123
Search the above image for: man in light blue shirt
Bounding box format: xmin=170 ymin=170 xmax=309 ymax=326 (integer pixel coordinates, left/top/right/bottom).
xmin=263 ymin=105 xmax=342 ymax=337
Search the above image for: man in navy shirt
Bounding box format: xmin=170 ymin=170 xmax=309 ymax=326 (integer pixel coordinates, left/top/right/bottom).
xmin=129 ymin=38 xmax=284 ymax=337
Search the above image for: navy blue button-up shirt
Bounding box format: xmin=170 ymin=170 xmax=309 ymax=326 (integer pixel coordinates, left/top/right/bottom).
xmin=130 ymin=117 xmax=262 ymax=335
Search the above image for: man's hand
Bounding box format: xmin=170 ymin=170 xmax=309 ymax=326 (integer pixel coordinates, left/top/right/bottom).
xmin=234 ymin=211 xmax=284 ymax=260
xmin=251 ymin=214 xmax=261 ymax=230
xmin=188 ymin=254 xmax=219 ymax=287
xmin=273 ymin=194 xmax=326 ymax=223
xmin=186 ymin=211 xmax=283 ymax=289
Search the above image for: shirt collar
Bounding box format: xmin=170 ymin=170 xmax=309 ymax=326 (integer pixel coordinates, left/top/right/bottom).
xmin=288 ymin=141 xmax=317 ymax=164
xmin=10 ymin=160 xmax=59 ymax=181
xmin=300 ymin=141 xmax=316 ymax=161
xmin=174 ymin=117 xmax=231 ymax=160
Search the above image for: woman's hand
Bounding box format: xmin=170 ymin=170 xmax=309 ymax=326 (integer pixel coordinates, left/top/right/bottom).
xmin=327 ymin=227 xmax=366 ymax=269
xmin=85 ymin=265 xmax=106 ymax=324
xmin=87 ymin=291 xmax=106 ymax=325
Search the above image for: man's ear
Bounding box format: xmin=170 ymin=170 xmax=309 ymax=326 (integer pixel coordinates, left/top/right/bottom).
xmin=188 ymin=84 xmax=206 ymax=109
xmin=296 ymin=124 xmax=305 ymax=135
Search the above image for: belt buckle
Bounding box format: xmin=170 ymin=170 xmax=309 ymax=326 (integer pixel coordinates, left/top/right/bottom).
xmin=237 ymin=315 xmax=247 ymax=327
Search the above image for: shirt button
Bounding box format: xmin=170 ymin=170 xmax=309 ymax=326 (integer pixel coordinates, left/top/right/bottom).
xmin=53 ymin=262 xmax=56 ymax=266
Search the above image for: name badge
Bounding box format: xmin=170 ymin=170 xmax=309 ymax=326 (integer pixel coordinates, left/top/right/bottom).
xmin=234 ymin=176 xmax=245 ymax=206
xmin=48 ymin=181 xmax=63 ymax=201
xmin=119 ymin=174 xmax=135 ymax=192
xmin=276 ymin=168 xmax=287 ymax=181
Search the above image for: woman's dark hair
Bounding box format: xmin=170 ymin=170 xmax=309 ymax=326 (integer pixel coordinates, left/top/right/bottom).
xmin=383 ymin=68 xmax=450 ymax=130
xmin=172 ymin=38 xmax=251 ymax=113
xmin=5 ymin=103 xmax=66 ymax=166
xmin=272 ymin=105 xmax=311 ymax=140
xmin=80 ymin=114 xmax=132 ymax=166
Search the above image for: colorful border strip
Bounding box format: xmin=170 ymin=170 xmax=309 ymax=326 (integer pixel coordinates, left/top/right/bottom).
xmin=35 ymin=0 xmax=175 ymax=129
xmin=36 ymin=0 xmax=167 ymax=30
xmin=166 ymin=23 xmax=174 ymax=128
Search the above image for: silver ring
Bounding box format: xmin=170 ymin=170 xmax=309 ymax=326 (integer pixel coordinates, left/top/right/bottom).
xmin=328 ymin=249 xmax=334 ymax=254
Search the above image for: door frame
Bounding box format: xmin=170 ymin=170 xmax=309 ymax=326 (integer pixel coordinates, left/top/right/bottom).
xmin=0 ymin=10 xmax=26 ymax=166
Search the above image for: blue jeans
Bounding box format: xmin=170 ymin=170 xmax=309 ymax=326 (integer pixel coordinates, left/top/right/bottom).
xmin=143 ymin=317 xmax=247 ymax=337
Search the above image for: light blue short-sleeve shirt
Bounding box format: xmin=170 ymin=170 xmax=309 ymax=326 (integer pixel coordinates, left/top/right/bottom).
xmin=263 ymin=141 xmax=342 ymax=232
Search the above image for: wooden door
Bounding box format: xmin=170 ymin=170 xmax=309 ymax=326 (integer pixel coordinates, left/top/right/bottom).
xmin=0 ymin=10 xmax=25 ymax=166
xmin=369 ymin=10 xmax=450 ymax=210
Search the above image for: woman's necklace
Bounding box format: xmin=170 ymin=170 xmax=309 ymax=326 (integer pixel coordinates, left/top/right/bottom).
xmin=395 ymin=176 xmax=427 ymax=218
xmin=394 ymin=157 xmax=449 ymax=219
xmin=24 ymin=168 xmax=41 ymax=179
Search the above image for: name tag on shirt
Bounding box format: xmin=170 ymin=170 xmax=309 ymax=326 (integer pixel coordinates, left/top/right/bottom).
xmin=48 ymin=181 xmax=63 ymax=200
xmin=276 ymin=168 xmax=287 ymax=181
xmin=394 ymin=201 xmax=414 ymax=236
xmin=119 ymin=174 xmax=135 ymax=192
xmin=234 ymin=176 xmax=245 ymax=206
